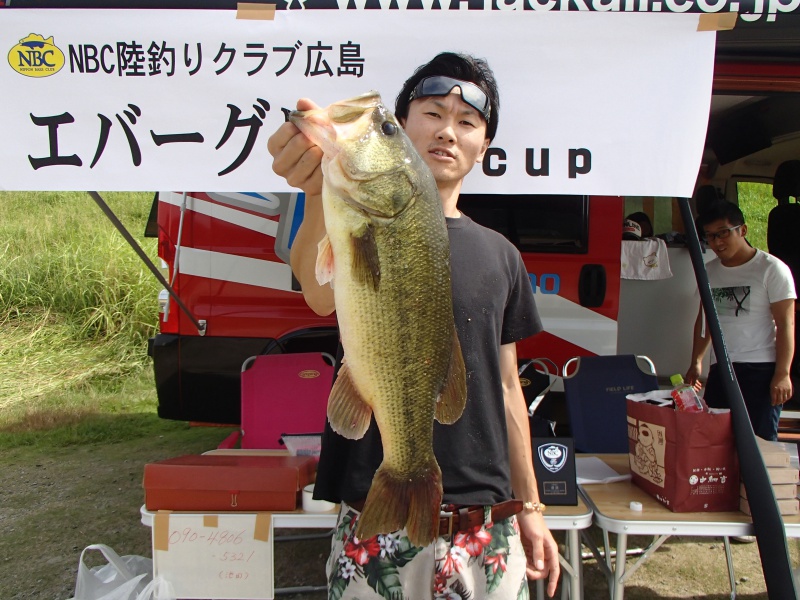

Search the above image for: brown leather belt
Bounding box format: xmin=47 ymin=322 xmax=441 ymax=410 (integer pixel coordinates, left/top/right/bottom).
xmin=346 ymin=499 xmax=523 ymax=537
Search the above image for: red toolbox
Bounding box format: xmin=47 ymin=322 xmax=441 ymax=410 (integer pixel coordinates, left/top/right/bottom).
xmin=143 ymin=454 xmax=316 ymax=511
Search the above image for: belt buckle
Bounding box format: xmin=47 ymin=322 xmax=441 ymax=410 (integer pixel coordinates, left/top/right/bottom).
xmin=440 ymin=509 xmax=455 ymax=537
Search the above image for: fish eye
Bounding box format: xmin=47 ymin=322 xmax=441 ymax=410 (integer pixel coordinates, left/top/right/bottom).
xmin=381 ymin=121 xmax=398 ymax=136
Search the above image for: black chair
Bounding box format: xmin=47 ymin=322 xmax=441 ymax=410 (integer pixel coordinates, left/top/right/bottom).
xmin=563 ymin=355 xmax=658 ymax=454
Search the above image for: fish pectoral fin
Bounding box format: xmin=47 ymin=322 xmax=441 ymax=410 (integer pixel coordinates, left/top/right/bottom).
xmin=434 ymin=330 xmax=467 ymax=425
xmin=315 ymin=234 xmax=335 ymax=287
xmin=356 ymin=460 xmax=442 ymax=548
xmin=350 ymin=224 xmax=380 ymax=291
xmin=326 ymin=362 xmax=373 ymax=439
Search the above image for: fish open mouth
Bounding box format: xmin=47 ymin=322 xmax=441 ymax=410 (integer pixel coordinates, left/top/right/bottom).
xmin=289 ymin=109 xmax=341 ymax=157
xmin=289 ymin=91 xmax=382 ymax=156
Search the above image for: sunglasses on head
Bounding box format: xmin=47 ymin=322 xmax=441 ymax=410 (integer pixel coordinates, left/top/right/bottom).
xmin=408 ymin=76 xmax=491 ymax=123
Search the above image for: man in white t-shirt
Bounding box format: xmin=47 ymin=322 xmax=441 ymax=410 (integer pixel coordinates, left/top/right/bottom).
xmin=686 ymin=201 xmax=796 ymax=440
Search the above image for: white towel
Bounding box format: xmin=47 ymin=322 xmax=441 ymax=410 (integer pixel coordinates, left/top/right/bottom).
xmin=620 ymin=238 xmax=673 ymax=280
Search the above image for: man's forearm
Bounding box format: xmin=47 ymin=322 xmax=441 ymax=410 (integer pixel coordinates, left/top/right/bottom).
xmin=289 ymin=193 xmax=335 ymax=316
xmin=506 ymin=388 xmax=539 ymax=503
xmin=770 ymin=299 xmax=795 ymax=404
xmin=686 ymin=307 xmax=711 ymax=386
xmin=690 ymin=309 xmax=712 ymax=366
xmin=500 ymin=345 xmax=539 ymax=503
xmin=773 ymin=302 xmax=795 ymax=377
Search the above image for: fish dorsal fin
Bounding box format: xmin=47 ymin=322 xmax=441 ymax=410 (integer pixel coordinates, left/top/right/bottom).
xmin=350 ymin=223 xmax=380 ymax=291
xmin=315 ymin=234 xmax=335 ymax=287
xmin=327 ymin=361 xmax=373 ymax=439
xmin=434 ymin=330 xmax=467 ymax=425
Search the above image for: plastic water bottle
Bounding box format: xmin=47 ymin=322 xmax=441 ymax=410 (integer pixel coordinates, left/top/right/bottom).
xmin=670 ymin=374 xmax=705 ymax=412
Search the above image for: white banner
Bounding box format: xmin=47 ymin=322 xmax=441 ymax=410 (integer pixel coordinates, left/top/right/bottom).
xmin=1 ymin=9 xmax=715 ymax=196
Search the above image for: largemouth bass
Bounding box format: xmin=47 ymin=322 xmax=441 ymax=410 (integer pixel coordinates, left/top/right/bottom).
xmin=290 ymin=92 xmax=467 ymax=547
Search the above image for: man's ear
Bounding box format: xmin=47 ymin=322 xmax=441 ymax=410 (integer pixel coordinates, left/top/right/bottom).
xmin=477 ymin=138 xmax=490 ymax=163
xmin=740 ymin=223 xmax=748 ymax=237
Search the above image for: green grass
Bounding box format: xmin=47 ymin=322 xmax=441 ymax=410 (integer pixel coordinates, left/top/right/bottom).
xmin=0 ymin=191 xmax=160 ymax=435
xmin=0 ymin=369 xmax=184 ymax=450
xmin=737 ymin=182 xmax=773 ymax=251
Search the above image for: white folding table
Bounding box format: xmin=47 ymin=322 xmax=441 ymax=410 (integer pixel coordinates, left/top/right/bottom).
xmin=579 ymin=454 xmax=800 ymax=600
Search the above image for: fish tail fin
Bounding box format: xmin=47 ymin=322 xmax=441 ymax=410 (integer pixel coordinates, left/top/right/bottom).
xmin=405 ymin=462 xmax=443 ymax=547
xmin=435 ymin=330 xmax=467 ymax=424
xmin=355 ymin=460 xmax=442 ymax=548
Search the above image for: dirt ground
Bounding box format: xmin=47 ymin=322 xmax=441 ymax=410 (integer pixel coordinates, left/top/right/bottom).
xmin=2 ymin=430 xmax=798 ymax=600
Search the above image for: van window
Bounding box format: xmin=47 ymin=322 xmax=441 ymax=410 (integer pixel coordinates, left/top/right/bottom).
xmin=458 ymin=194 xmax=589 ymax=254
xmin=736 ymin=181 xmax=773 ymax=251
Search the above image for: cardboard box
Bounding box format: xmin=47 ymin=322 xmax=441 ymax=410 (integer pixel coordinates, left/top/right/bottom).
xmin=740 ymin=496 xmax=799 ymax=516
xmin=143 ymin=454 xmax=316 ymax=511
xmin=765 ymin=467 xmax=800 ymax=485
xmin=754 ymin=437 xmax=793 ymax=468
xmin=741 ymin=483 xmax=797 ymax=500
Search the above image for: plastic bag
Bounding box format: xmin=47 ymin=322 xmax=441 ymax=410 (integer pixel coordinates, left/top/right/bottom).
xmin=68 ymin=544 xmax=173 ymax=600
xmin=133 ymin=578 xmax=176 ymax=600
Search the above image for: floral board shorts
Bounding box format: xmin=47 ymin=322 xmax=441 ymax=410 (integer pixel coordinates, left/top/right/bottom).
xmin=325 ymin=503 xmax=530 ymax=600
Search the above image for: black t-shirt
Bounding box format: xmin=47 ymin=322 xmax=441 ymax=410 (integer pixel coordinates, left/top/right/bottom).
xmin=313 ymin=214 xmax=542 ymax=506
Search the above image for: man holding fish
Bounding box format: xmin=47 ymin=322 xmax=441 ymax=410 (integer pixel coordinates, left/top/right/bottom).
xmin=268 ymin=52 xmax=560 ymax=599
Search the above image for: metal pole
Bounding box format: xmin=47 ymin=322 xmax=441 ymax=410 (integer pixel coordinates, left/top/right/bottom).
xmin=678 ymin=197 xmax=796 ymax=599
xmin=88 ymin=191 xmax=207 ymax=336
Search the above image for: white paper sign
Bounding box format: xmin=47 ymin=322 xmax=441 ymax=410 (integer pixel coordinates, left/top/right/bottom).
xmin=152 ymin=512 xmax=274 ymax=599
xmin=1 ymin=9 xmax=715 ymax=196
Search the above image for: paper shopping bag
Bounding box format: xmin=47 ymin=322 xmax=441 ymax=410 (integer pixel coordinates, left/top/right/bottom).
xmin=626 ymin=399 xmax=739 ymax=512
